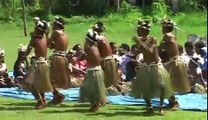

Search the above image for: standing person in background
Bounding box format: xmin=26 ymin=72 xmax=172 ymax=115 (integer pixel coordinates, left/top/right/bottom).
xmin=158 ymin=19 xmax=190 ymax=110
xmin=80 ymin=30 xmax=106 ymax=112
xmin=92 ymin=22 xmax=122 ymax=93
xmin=47 ymin=16 xmax=71 ymax=105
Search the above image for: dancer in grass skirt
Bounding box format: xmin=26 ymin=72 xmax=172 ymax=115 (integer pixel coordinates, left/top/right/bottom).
xmin=158 ymin=19 xmax=190 ymax=110
xmin=23 ymin=20 xmax=53 ymax=110
xmin=47 ymin=16 xmax=71 ymax=105
xmin=80 ymin=29 xmax=107 ymax=112
xmin=132 ymin=19 xmax=173 ymax=116
xmin=92 ymin=22 xmax=122 ymax=93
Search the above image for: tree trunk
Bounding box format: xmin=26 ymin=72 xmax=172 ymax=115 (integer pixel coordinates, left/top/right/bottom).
xmin=22 ymin=0 xmax=27 ymax=37
xmin=114 ymin=0 xmax=120 ymax=10
xmin=142 ymin=0 xmax=145 ymax=9
xmin=12 ymin=0 xmax=15 ymax=18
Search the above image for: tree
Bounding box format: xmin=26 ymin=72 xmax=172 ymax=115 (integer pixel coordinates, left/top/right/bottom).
xmin=22 ymin=0 xmax=27 ymax=36
xmin=0 ymin=0 xmax=13 ymax=20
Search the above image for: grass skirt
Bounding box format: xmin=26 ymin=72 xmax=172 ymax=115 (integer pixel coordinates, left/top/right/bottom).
xmin=50 ymin=55 xmax=71 ymax=89
xmin=164 ymin=57 xmax=191 ymax=93
xmin=101 ymin=56 xmax=118 ymax=88
xmin=131 ymin=63 xmax=173 ymax=99
xmin=22 ymin=61 xmax=53 ymax=92
xmin=79 ymin=66 xmax=106 ymax=106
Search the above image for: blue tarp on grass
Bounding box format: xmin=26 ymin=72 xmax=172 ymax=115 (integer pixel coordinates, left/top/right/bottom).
xmin=0 ymin=87 xmax=207 ymax=112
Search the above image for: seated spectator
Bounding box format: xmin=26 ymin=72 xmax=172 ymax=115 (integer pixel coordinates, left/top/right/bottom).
xmin=181 ymin=41 xmax=199 ymax=66
xmin=120 ymin=44 xmax=139 ymax=81
xmin=195 ymin=41 xmax=207 ymax=82
xmin=72 ymin=44 xmax=83 ymax=58
xmin=118 ymin=43 xmax=130 ymax=57
xmin=13 ymin=44 xmax=28 ymax=84
xmin=109 ymin=42 xmax=123 ymax=81
xmin=110 ymin=42 xmax=121 ymax=64
xmin=199 ymin=47 xmax=207 ymax=83
xmin=0 ymin=48 xmax=15 ymax=88
xmin=187 ymin=57 xmax=207 ymax=93
xmin=109 ymin=42 xmax=118 ymax=55
xmin=125 ymin=44 xmax=139 ymax=81
xmin=66 ymin=50 xmax=86 ymax=87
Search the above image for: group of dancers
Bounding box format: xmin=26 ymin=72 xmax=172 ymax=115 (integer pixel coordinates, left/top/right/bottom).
xmin=0 ymin=16 xmax=207 ymax=116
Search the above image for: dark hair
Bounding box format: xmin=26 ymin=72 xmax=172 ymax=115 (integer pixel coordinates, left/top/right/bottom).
xmin=92 ymin=22 xmax=105 ymax=33
xmin=184 ymin=41 xmax=194 ymax=49
xmin=195 ymin=41 xmax=206 ymax=48
xmin=120 ymin=43 xmax=130 ymax=52
xmin=110 ymin=42 xmax=116 ymax=47
xmin=131 ymin=44 xmax=138 ymax=50
xmin=72 ymin=44 xmax=81 ymax=51
xmin=54 ymin=17 xmax=65 ymax=29
xmin=36 ymin=20 xmax=48 ymax=33
xmin=85 ymin=30 xmax=97 ymax=44
xmin=165 ymin=26 xmax=174 ymax=32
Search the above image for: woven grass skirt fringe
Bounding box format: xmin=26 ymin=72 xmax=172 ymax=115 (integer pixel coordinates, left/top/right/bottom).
xmin=131 ymin=63 xmax=173 ymax=99
xmin=164 ymin=58 xmax=191 ymax=93
xmin=22 ymin=61 xmax=53 ymax=93
xmin=50 ymin=55 xmax=71 ymax=89
xmin=80 ymin=67 xmax=106 ymax=106
xmin=101 ymin=57 xmax=118 ymax=88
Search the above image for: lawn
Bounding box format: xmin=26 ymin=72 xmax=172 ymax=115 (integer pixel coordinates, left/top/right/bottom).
xmin=0 ymin=97 xmax=207 ymax=120
xmin=0 ymin=12 xmax=207 ymax=119
xmin=0 ymin=12 xmax=207 ymax=70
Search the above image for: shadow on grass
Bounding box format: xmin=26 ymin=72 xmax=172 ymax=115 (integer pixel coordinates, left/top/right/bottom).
xmin=46 ymin=103 xmax=72 ymax=108
xmin=0 ymin=106 xmax=34 ymax=111
xmin=86 ymin=111 xmax=159 ymax=117
xmin=108 ymin=106 xmax=146 ymax=111
xmin=71 ymin=103 xmax=90 ymax=107
xmin=3 ymin=102 xmax=35 ymax=107
xmin=0 ymin=102 xmax=36 ymax=111
xmin=46 ymin=103 xmax=90 ymax=108
xmin=39 ymin=108 xmax=89 ymax=114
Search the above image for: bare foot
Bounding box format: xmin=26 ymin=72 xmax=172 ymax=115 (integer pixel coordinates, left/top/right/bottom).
xmin=89 ymin=104 xmax=99 ymax=112
xmin=168 ymin=101 xmax=179 ymax=111
xmin=34 ymin=100 xmax=45 ymax=110
xmin=159 ymin=106 xmax=165 ymax=116
xmin=49 ymin=93 xmax=65 ymax=105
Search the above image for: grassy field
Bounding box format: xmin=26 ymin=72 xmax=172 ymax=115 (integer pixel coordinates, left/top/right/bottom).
xmin=0 ymin=97 xmax=207 ymax=120
xmin=0 ymin=12 xmax=207 ymax=70
xmin=0 ymin=12 xmax=207 ymax=120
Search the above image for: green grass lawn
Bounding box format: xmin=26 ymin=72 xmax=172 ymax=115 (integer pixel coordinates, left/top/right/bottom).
xmin=0 ymin=97 xmax=207 ymax=120
xmin=0 ymin=12 xmax=207 ymax=70
xmin=0 ymin=12 xmax=207 ymax=120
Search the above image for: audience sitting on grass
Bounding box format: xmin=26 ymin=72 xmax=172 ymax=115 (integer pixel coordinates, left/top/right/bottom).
xmin=199 ymin=47 xmax=207 ymax=83
xmin=13 ymin=44 xmax=28 ymax=84
xmin=67 ymin=49 xmax=86 ymax=87
xmin=0 ymin=48 xmax=16 ymax=88
xmin=71 ymin=44 xmax=87 ymax=78
xmin=187 ymin=57 xmax=207 ymax=93
xmin=124 ymin=44 xmax=140 ymax=82
xmin=195 ymin=41 xmax=207 ymax=82
xmin=181 ymin=41 xmax=199 ymax=67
